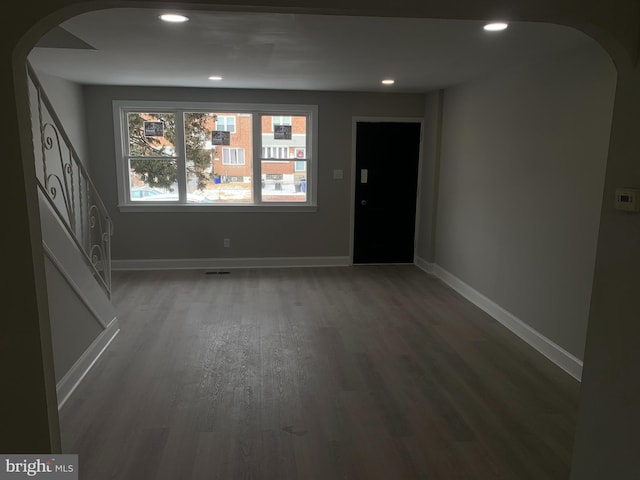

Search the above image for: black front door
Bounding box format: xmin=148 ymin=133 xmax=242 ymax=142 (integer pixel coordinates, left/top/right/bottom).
xmin=353 ymin=121 xmax=421 ymax=264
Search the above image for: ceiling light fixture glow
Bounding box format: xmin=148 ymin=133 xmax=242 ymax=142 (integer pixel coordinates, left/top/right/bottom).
xmin=381 ymin=79 xmax=395 ymax=85
xmin=208 ymin=76 xmax=223 ymax=81
xmin=483 ymin=22 xmax=509 ymax=31
xmin=159 ymin=14 xmax=190 ymax=23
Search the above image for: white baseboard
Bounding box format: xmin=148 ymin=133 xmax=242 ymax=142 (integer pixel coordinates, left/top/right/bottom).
xmin=56 ymin=317 xmax=120 ymax=409
xmin=414 ymin=255 xmax=436 ymax=274
xmin=414 ymin=256 xmax=583 ymax=381
xmin=112 ymin=256 xmax=351 ymax=271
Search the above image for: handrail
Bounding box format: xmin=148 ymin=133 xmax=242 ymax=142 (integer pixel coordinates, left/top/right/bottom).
xmin=27 ymin=63 xmax=113 ymax=297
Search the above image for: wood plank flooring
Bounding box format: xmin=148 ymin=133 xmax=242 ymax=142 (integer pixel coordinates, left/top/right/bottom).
xmin=59 ymin=266 xmax=580 ymax=479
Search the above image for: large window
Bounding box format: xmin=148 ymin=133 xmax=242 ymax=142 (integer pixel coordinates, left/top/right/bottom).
xmin=114 ymin=101 xmax=317 ymax=210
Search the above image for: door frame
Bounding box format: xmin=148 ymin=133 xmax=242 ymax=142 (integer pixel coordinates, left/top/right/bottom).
xmin=349 ymin=116 xmax=426 ymax=265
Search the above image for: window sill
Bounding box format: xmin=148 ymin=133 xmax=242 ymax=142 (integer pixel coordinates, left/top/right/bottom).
xmin=117 ymin=203 xmax=318 ymax=213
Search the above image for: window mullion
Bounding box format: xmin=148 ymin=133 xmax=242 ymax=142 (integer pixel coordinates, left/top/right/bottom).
xmin=252 ymin=113 xmax=262 ymax=204
xmin=308 ymin=110 xmax=316 ymax=206
xmin=175 ymin=110 xmax=187 ymax=203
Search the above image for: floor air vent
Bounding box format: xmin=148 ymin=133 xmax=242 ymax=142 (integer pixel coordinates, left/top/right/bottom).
xmin=205 ymin=271 xmax=231 ymax=275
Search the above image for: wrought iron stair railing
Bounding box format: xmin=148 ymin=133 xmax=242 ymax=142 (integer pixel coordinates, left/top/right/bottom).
xmin=27 ymin=63 xmax=113 ymax=297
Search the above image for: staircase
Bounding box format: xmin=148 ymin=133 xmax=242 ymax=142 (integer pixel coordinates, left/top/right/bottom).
xmin=27 ymin=64 xmax=119 ymax=409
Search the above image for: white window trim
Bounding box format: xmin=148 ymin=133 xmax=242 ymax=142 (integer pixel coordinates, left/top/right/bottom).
xmin=113 ymin=100 xmax=318 ymax=212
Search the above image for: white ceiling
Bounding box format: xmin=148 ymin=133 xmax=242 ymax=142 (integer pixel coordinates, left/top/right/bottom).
xmin=28 ymin=8 xmax=592 ymax=93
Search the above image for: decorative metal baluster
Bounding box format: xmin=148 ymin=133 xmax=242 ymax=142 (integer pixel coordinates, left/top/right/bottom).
xmin=68 ymin=149 xmax=76 ymax=235
xmin=36 ymin=86 xmax=48 ymax=192
xmin=28 ymin=63 xmax=113 ymax=297
xmin=105 ymin=220 xmax=112 ymax=290
xmin=79 ymin=173 xmax=85 ymax=253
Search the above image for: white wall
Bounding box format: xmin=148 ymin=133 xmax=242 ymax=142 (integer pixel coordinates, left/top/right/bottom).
xmin=38 ymin=190 xmax=118 ymax=385
xmin=43 ymin=256 xmax=103 ymax=382
xmin=84 ymin=86 xmax=425 ymax=263
xmin=416 ymin=90 xmax=443 ymax=263
xmin=422 ymin=42 xmax=616 ymax=361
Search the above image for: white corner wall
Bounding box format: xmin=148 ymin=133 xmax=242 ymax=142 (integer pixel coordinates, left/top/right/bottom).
xmin=420 ymin=40 xmax=616 ymax=367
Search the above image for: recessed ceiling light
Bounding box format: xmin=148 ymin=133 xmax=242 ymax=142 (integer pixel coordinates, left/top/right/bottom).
xmin=208 ymin=76 xmax=223 ymax=81
xmin=484 ymin=22 xmax=509 ymax=31
xmin=159 ymin=14 xmax=189 ymax=23
xmin=381 ymin=79 xmax=395 ymax=85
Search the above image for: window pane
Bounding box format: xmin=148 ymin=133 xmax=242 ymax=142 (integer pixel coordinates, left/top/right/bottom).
xmin=129 ymin=158 xmax=178 ymax=201
xmin=261 ymin=146 xmax=290 ymax=159
xmin=272 ymin=115 xmax=292 ymax=127
xmin=261 ymin=115 xmax=307 ymax=161
xmin=128 ymin=113 xmax=176 ymax=156
xmin=216 ymin=116 xmax=236 ymax=133
xmin=261 ymin=161 xmax=306 ymax=203
xmin=222 ymin=148 xmax=245 ymax=165
xmin=184 ymin=112 xmax=253 ymax=204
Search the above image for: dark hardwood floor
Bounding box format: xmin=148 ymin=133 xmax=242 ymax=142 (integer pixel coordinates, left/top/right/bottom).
xmin=59 ymin=266 xmax=580 ymax=479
